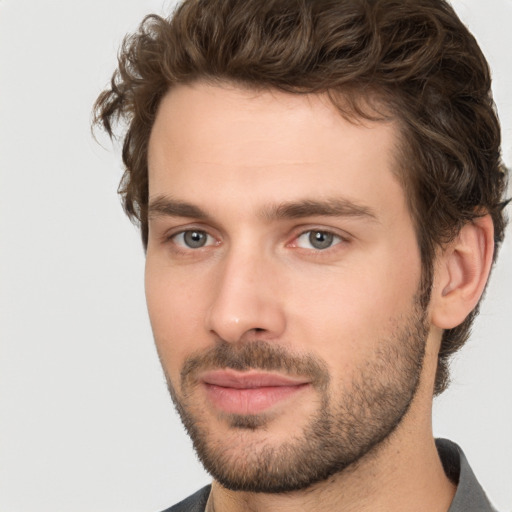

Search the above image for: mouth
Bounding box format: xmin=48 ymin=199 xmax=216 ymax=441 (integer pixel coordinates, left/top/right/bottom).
xmin=200 ymin=369 xmax=311 ymax=415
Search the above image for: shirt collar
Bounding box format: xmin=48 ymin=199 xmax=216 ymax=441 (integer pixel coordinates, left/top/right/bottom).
xmin=436 ymin=438 xmax=497 ymax=512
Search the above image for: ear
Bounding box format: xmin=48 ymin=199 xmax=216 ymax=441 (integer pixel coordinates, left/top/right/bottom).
xmin=430 ymin=215 xmax=495 ymax=329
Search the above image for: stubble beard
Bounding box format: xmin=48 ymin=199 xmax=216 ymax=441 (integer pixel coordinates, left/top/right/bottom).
xmin=163 ymin=299 xmax=429 ymax=493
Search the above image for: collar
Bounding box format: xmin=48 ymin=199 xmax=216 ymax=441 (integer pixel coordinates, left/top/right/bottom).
xmin=436 ymin=438 xmax=497 ymax=512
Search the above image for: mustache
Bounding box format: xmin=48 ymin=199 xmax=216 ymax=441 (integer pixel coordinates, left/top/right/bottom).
xmin=180 ymin=339 xmax=330 ymax=390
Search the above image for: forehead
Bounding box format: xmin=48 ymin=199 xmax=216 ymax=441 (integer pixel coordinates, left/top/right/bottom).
xmin=147 ymin=82 xmax=406 ymax=222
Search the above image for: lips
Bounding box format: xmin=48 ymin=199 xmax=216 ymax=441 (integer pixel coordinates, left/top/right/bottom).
xmin=200 ymin=369 xmax=311 ymax=415
xmin=201 ymin=369 xmax=310 ymax=388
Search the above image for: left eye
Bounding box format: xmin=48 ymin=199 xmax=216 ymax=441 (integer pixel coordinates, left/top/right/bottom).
xmin=295 ymin=230 xmax=342 ymax=250
xmin=172 ymin=230 xmax=216 ymax=249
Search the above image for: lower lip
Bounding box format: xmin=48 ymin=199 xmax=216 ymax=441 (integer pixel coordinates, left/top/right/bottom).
xmin=204 ymin=383 xmax=309 ymax=415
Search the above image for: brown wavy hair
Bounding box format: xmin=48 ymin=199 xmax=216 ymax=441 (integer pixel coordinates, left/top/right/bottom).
xmin=94 ymin=0 xmax=509 ymax=395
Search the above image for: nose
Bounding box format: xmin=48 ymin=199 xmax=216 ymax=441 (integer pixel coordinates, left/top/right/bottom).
xmin=205 ymin=249 xmax=286 ymax=343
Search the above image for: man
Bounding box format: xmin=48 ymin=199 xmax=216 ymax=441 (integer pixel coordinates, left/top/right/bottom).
xmin=94 ymin=0 xmax=509 ymax=510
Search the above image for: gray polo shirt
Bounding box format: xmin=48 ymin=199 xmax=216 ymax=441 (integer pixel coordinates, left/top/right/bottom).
xmin=163 ymin=438 xmax=497 ymax=511
xmin=436 ymin=438 xmax=497 ymax=511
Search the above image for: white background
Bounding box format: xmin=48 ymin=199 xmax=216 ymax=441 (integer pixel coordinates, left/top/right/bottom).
xmin=0 ymin=1 xmax=510 ymax=511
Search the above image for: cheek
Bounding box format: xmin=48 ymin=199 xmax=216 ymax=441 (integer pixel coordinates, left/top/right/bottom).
xmin=285 ymin=249 xmax=422 ymax=374
xmin=144 ymin=256 xmax=212 ymax=379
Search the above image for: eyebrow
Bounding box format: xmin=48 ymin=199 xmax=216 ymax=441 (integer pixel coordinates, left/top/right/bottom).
xmin=262 ymin=198 xmax=378 ymax=222
xmin=148 ymin=196 xmax=378 ymax=223
xmin=148 ymin=196 xmax=210 ymax=220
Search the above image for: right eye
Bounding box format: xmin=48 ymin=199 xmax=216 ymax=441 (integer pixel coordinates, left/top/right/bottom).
xmin=171 ymin=230 xmax=216 ymax=249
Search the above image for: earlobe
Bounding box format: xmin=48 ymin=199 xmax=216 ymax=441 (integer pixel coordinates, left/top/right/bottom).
xmin=430 ymin=214 xmax=495 ymax=330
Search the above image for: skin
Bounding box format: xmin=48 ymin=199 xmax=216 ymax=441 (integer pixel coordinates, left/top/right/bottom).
xmin=145 ymin=82 xmax=494 ymax=512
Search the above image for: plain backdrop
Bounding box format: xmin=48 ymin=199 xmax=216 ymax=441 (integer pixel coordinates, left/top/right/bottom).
xmin=0 ymin=1 xmax=511 ymax=511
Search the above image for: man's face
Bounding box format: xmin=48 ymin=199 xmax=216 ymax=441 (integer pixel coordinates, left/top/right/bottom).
xmin=146 ymin=83 xmax=429 ymax=492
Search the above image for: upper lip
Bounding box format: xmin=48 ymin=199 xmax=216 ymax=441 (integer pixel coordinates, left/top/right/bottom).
xmin=200 ymin=369 xmax=311 ymax=389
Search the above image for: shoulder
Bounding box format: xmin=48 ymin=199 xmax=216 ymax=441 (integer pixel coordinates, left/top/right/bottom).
xmin=159 ymin=485 xmax=211 ymax=512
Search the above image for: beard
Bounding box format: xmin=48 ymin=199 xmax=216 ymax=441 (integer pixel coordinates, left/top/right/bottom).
xmin=163 ymin=298 xmax=428 ymax=494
